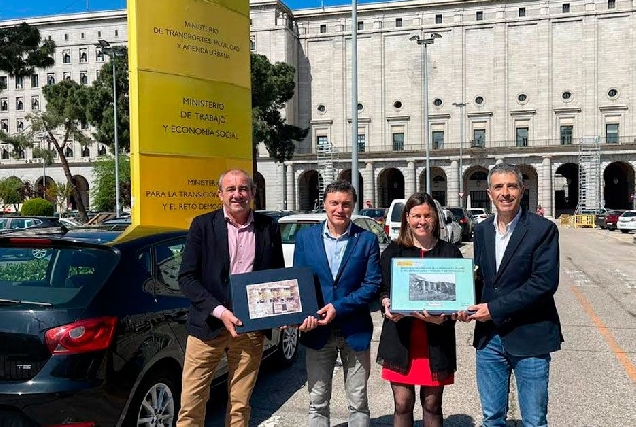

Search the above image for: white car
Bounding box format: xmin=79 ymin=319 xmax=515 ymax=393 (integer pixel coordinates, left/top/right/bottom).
xmin=278 ymin=213 xmax=391 ymax=267
xmin=441 ymin=209 xmax=463 ymax=244
xmin=617 ymin=210 xmax=636 ymax=233
xmin=385 ymin=198 xmax=449 ymax=243
xmin=467 ymin=207 xmax=490 ymax=224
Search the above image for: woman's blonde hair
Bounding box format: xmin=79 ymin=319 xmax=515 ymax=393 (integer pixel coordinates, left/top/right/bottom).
xmin=395 ymin=192 xmax=440 ymax=247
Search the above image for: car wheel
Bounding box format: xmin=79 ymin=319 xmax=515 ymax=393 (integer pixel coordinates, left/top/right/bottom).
xmin=621 ymin=229 xmax=629 ymax=234
xmin=124 ymin=372 xmax=180 ymax=427
xmin=273 ymin=327 xmax=298 ymax=367
xmin=31 ymin=249 xmax=48 ymax=259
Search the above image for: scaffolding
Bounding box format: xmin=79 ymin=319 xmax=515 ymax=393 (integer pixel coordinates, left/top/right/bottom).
xmin=316 ymin=139 xmax=336 ymax=208
xmin=577 ymin=136 xmax=602 ymax=213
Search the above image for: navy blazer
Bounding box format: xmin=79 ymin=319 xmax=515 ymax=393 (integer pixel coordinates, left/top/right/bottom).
xmin=178 ymin=209 xmax=285 ymax=340
xmin=293 ymin=222 xmax=381 ymax=352
xmin=473 ymin=209 xmax=563 ymax=356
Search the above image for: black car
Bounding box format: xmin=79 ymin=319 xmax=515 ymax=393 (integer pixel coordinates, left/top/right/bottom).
xmin=0 ymin=226 xmax=298 ymax=426
xmin=0 ymin=216 xmax=62 ymax=232
xmin=445 ymin=207 xmax=474 ymax=241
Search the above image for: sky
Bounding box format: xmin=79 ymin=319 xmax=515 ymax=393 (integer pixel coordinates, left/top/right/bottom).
xmin=0 ymin=0 xmax=403 ymax=20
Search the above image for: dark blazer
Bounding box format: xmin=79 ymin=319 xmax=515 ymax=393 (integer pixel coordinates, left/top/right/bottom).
xmin=293 ymin=222 xmax=381 ymax=352
xmin=178 ymin=209 xmax=285 ymax=340
xmin=473 ymin=208 xmax=563 ymax=356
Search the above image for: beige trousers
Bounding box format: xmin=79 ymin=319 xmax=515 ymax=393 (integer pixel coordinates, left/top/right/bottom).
xmin=176 ymin=331 xmax=264 ymax=427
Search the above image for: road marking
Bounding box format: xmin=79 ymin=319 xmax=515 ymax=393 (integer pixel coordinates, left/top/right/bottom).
xmin=258 ymin=415 xmax=281 ymax=427
xmin=592 ymin=229 xmax=634 ymax=243
xmin=569 ymin=284 xmax=636 ymax=385
xmin=564 ymin=269 xmax=596 ymax=287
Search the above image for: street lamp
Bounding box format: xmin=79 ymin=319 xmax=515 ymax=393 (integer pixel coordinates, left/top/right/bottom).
xmin=411 ymin=32 xmax=441 ymax=194
xmin=95 ymin=39 xmax=121 ymax=218
xmin=452 ymin=102 xmax=467 ymax=206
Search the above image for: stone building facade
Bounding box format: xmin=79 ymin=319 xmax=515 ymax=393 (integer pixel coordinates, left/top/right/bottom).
xmin=1 ymin=1 xmax=635 ymax=216
xmin=252 ymin=0 xmax=636 ymax=217
xmin=0 ymin=10 xmax=127 ymax=209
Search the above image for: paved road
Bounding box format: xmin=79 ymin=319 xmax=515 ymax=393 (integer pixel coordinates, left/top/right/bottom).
xmin=206 ymin=226 xmax=636 ymax=426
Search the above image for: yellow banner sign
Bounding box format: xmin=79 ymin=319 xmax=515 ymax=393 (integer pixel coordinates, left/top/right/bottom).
xmin=128 ymin=0 xmax=251 ymax=229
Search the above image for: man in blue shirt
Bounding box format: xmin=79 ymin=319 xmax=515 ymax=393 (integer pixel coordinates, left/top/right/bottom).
xmin=293 ymin=180 xmax=381 ymax=427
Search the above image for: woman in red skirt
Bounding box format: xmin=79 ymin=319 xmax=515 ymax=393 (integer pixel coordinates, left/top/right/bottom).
xmin=377 ymin=193 xmax=463 ymax=427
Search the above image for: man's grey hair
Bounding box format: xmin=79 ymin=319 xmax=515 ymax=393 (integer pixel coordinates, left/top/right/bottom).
xmin=487 ymin=163 xmax=524 ymax=188
xmin=218 ymin=169 xmax=256 ymax=191
xmin=323 ymin=180 xmax=357 ymax=204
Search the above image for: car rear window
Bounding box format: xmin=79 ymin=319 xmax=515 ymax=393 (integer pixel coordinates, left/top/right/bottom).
xmin=622 ymin=211 xmax=636 ymax=218
xmin=279 ymin=221 xmax=320 ymax=244
xmin=448 ymin=208 xmax=464 ymax=218
xmin=390 ymin=203 xmax=404 ymax=222
xmin=0 ymin=242 xmax=118 ymax=307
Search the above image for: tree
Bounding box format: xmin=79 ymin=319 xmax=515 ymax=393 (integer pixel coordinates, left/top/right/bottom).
xmin=91 ymin=155 xmax=131 ymax=212
xmin=45 ymin=181 xmax=72 ymax=213
xmin=1 ymin=79 xmax=91 ymax=222
xmin=251 ymin=53 xmax=308 ymax=164
xmin=0 ymin=23 xmax=55 ymax=92
xmin=0 ymin=177 xmax=25 ymax=211
xmin=86 ymin=47 xmax=130 ymax=153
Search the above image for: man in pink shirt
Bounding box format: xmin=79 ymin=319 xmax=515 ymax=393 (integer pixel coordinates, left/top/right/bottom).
xmin=177 ymin=169 xmax=285 ymax=427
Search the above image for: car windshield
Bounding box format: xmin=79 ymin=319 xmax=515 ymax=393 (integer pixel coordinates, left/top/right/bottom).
xmin=0 ymin=240 xmax=119 ymax=307
xmin=280 ymin=217 xmax=390 ymax=244
xmin=279 ymin=221 xmax=320 ymax=244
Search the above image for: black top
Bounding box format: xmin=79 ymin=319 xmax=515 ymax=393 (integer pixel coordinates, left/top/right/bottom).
xmin=376 ymin=239 xmax=463 ymax=377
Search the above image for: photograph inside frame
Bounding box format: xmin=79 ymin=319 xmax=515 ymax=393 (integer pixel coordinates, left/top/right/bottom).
xmin=390 ymin=258 xmax=475 ymax=315
xmin=246 ymin=279 xmax=303 ymax=320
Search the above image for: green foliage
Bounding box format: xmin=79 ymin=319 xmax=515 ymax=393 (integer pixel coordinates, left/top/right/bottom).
xmin=86 ymin=47 xmax=130 ymax=152
xmin=0 ymin=259 xmax=48 ymax=282
xmin=91 ymin=155 xmax=131 ymax=212
xmin=21 ymin=198 xmax=54 ymax=216
xmin=41 ymin=79 xmax=91 ymax=134
xmin=0 ymin=176 xmax=25 ymax=208
xmin=0 ymin=23 xmax=55 ymax=83
xmin=2 ymin=78 xmax=92 ymax=222
xmin=45 ymin=181 xmax=72 ymax=213
xmin=251 ymin=53 xmax=308 ymax=163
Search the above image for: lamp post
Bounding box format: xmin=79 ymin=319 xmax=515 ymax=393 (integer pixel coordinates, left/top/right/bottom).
xmin=351 ymin=0 xmax=359 ymax=213
xmin=40 ymin=139 xmax=47 ymax=198
xmin=452 ymin=102 xmax=467 ymax=206
xmin=95 ymin=39 xmax=121 ymax=218
xmin=411 ymin=32 xmax=441 ymax=194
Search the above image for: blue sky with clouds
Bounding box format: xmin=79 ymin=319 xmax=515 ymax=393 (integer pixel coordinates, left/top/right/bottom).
xmin=0 ymin=0 xmax=402 ymax=20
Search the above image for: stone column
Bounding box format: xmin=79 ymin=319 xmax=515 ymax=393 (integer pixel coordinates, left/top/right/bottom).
xmin=405 ymin=161 xmax=416 ymax=197
xmin=363 ymin=162 xmax=375 ymax=207
xmin=541 ymin=157 xmax=553 ymax=217
xmin=448 ymin=160 xmax=460 ymax=206
xmin=285 ymin=163 xmax=295 ymax=211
